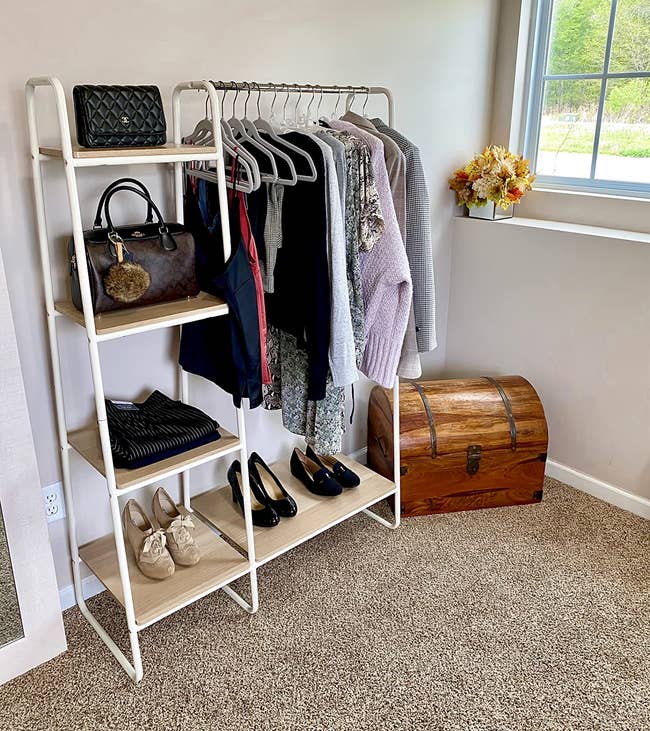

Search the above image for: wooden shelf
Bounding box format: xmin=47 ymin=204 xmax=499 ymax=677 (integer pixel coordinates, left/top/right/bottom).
xmin=39 ymin=143 xmax=219 ymax=167
xmin=68 ymin=426 xmax=240 ymax=493
xmin=79 ymin=516 xmax=249 ymax=627
xmin=191 ymin=456 xmax=396 ymax=566
xmin=55 ymin=292 xmax=228 ymax=340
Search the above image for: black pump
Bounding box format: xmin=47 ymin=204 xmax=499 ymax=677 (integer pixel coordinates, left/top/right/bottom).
xmin=227 ymin=460 xmax=279 ymax=528
xmin=248 ymin=452 xmax=298 ymax=518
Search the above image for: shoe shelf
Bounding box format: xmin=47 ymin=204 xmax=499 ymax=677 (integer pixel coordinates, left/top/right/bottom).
xmin=69 ymin=425 xmax=241 ymax=494
xmin=55 ymin=292 xmax=228 ymax=341
xmin=39 ymin=142 xmax=220 ymax=167
xmin=27 ymin=78 xmax=263 ymax=682
xmin=191 ymin=455 xmax=396 ymax=566
xmin=79 ymin=515 xmax=249 ymax=628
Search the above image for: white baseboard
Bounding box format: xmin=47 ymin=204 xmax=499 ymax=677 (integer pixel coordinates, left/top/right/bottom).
xmin=59 ymin=574 xmax=105 ymax=612
xmin=546 ymin=460 xmax=650 ymax=519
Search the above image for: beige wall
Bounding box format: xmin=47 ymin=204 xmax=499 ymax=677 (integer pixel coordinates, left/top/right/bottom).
xmin=447 ymin=218 xmax=650 ymax=500
xmin=0 ymin=0 xmax=499 ymax=590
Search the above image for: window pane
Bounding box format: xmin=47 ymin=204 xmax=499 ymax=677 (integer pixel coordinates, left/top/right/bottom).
xmin=609 ymin=0 xmax=650 ymax=72
xmin=537 ymin=79 xmax=601 ymax=177
xmin=546 ymin=0 xmax=611 ymax=74
xmin=595 ymin=78 xmax=650 ymax=182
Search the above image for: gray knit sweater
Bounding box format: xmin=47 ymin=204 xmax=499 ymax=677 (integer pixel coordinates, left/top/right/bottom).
xmin=329 ymin=119 xmax=413 ymax=388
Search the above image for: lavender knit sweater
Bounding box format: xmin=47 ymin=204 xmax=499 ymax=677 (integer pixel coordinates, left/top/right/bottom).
xmin=329 ymin=119 xmax=413 ymax=388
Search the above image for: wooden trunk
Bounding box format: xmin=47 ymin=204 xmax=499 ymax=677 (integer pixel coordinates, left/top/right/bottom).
xmin=368 ymin=376 xmax=548 ymax=516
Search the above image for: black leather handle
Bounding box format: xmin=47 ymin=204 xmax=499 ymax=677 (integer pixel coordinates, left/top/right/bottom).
xmin=94 ymin=178 xmax=154 ymax=229
xmin=103 ymin=185 xmax=177 ymax=251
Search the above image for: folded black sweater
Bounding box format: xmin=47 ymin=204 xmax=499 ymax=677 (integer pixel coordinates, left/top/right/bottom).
xmin=106 ymin=390 xmax=220 ymax=469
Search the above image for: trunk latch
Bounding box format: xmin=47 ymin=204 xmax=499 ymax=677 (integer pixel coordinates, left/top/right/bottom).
xmin=466 ymin=445 xmax=481 ymax=475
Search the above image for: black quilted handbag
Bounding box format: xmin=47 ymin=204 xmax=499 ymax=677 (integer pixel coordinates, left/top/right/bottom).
xmin=73 ymin=85 xmax=166 ymax=148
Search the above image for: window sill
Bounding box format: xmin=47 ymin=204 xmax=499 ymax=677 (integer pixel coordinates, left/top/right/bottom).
xmin=455 ymin=215 xmax=650 ymax=245
xmin=532 ymin=183 xmax=650 ymax=204
xmin=515 ymin=187 xmax=650 ymax=235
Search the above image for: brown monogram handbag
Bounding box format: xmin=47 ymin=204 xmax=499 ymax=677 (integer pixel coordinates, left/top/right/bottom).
xmin=68 ymin=179 xmax=199 ymax=314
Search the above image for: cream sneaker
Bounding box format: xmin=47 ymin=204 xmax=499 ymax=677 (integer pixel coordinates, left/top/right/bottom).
xmin=123 ymin=499 xmax=175 ymax=580
xmin=152 ymin=488 xmax=200 ymax=566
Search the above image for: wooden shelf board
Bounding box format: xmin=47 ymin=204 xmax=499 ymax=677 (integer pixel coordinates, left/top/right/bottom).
xmin=68 ymin=426 xmax=239 ymax=492
xmin=55 ymin=292 xmax=228 ymax=339
xmin=191 ymin=456 xmax=395 ymax=565
xmin=40 ymin=143 xmax=218 ymax=159
xmin=79 ymin=516 xmax=248 ymax=626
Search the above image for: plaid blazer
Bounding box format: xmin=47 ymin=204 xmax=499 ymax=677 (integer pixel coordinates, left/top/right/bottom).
xmin=372 ymin=119 xmax=437 ymax=352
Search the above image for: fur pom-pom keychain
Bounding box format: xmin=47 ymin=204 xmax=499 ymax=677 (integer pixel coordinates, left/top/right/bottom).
xmin=104 ymin=234 xmax=151 ymax=304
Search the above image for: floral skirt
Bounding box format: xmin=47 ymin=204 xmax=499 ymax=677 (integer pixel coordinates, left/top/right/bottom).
xmin=263 ymin=326 xmax=345 ymax=455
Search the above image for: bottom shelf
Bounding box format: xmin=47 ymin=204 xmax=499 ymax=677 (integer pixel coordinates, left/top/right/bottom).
xmin=79 ymin=516 xmax=249 ymax=627
xmin=191 ymin=455 xmax=396 ymax=566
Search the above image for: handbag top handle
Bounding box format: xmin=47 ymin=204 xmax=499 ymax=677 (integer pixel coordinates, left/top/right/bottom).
xmin=94 ymin=178 xmax=154 ymax=229
xmin=102 ymin=185 xmax=177 ymax=252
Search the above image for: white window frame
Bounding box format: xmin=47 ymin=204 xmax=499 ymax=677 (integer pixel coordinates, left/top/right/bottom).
xmin=524 ymin=0 xmax=650 ymax=199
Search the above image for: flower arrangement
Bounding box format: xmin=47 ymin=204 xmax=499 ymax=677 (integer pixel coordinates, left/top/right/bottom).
xmin=448 ymin=145 xmax=535 ymax=210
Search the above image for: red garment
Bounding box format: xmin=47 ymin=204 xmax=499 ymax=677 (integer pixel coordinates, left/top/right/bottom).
xmin=230 ymin=183 xmax=271 ymax=385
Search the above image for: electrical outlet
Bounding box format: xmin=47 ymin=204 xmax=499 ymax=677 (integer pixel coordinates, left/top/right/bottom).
xmin=42 ymin=482 xmax=66 ymax=524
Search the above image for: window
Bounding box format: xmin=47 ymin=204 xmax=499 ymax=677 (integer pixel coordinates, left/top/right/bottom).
xmin=525 ymin=0 xmax=650 ymax=197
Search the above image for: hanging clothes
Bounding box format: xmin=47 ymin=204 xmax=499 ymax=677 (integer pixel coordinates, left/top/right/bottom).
xmin=179 ymin=183 xmax=263 ymax=409
xmin=278 ymin=132 xmax=355 ymax=454
xmin=245 ymin=183 xmax=268 ymax=268
xmin=328 ymin=119 xmax=413 ymax=389
xmin=233 ymin=180 xmax=272 ymax=386
xmin=311 ymin=134 xmax=356 ymax=388
xmin=341 ymin=111 xmax=421 ymax=380
xmin=342 ymin=111 xmax=406 ymax=236
xmin=261 ymin=128 xmax=384 ymax=455
xmin=267 ymin=132 xmax=330 ymax=402
xmin=334 ymin=129 xmax=384 ymax=366
xmin=371 ymin=118 xmax=437 ymax=353
xmin=261 ymin=183 xmax=284 ymax=294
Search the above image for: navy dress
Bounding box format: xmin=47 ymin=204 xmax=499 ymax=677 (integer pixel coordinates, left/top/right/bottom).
xmin=179 ymin=182 xmax=263 ymax=409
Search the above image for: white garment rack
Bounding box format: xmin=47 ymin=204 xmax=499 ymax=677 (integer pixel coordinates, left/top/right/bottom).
xmin=25 ymin=77 xmax=401 ymax=683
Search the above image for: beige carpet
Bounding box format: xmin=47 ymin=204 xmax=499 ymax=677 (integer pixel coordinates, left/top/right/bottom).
xmin=0 ymin=478 xmax=648 ymax=731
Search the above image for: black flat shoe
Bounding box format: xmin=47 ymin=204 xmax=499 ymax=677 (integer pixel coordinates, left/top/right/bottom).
xmin=290 ymin=448 xmax=342 ymax=497
xmin=248 ymin=452 xmax=298 ymax=517
xmin=306 ymin=445 xmax=361 ymax=488
xmin=227 ymin=460 xmax=279 ymax=528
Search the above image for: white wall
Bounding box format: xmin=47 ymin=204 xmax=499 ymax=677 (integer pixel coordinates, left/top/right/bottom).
xmin=444 ymin=2 xmax=650 ymax=506
xmin=0 ymin=0 xmax=499 ymax=591
xmin=447 ymin=217 xmax=650 ymax=501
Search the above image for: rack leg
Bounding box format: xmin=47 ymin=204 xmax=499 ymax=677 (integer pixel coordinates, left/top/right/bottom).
xmin=179 ymin=367 xmax=192 ymax=510
xmin=26 ymin=78 xmax=143 ymax=682
xmin=364 ymin=376 xmax=401 ymax=530
xmin=222 ymin=405 xmax=258 ymax=613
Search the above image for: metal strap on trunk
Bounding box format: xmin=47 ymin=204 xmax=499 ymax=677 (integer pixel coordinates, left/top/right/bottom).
xmin=483 ymin=376 xmax=517 ymax=451
xmin=411 ymin=382 xmax=437 ymax=458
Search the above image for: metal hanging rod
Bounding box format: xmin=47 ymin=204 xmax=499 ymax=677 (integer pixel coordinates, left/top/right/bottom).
xmin=208 ymin=80 xmax=386 ymax=95
xmin=191 ymin=80 xmax=395 ymax=125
